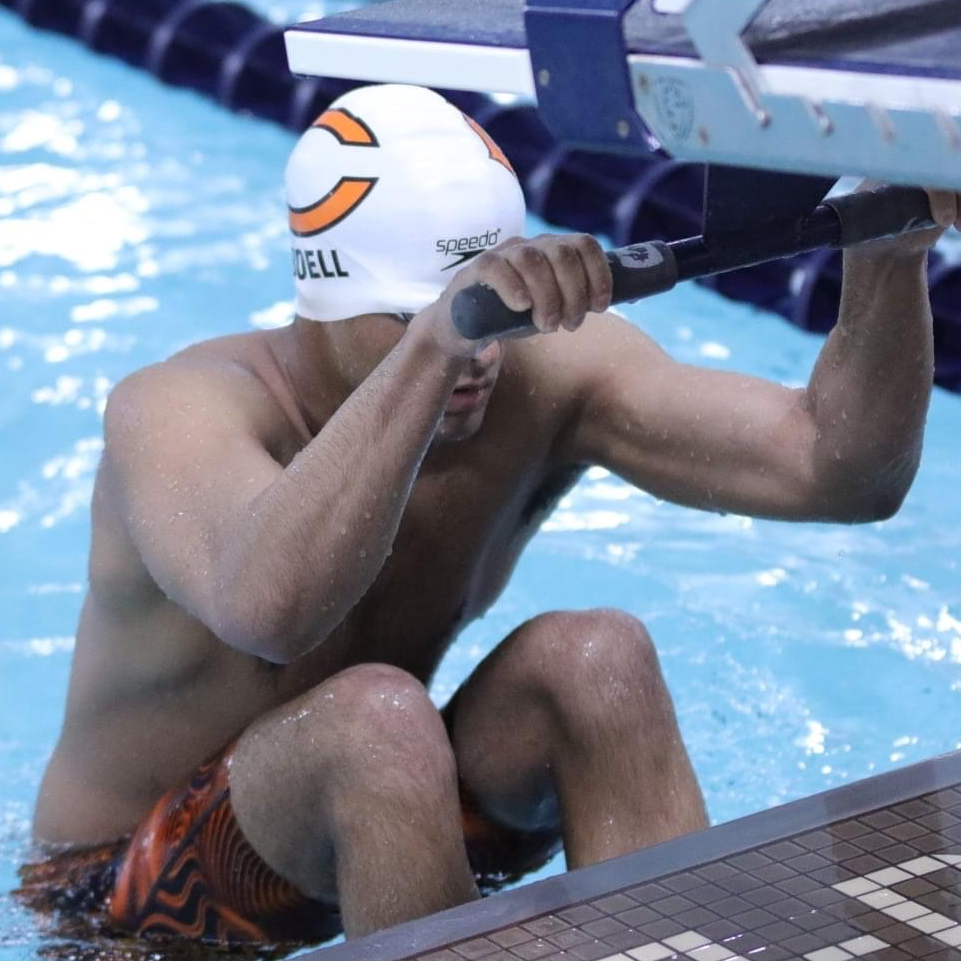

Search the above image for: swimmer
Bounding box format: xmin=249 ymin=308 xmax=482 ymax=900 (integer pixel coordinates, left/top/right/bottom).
xmin=18 ymin=84 xmax=961 ymax=949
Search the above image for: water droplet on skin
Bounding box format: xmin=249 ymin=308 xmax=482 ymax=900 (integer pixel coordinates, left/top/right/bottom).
xmin=280 ymin=707 xmax=312 ymax=725
xmin=359 ymin=548 xmax=367 ymax=559
xmin=340 ymin=526 xmax=347 ymax=536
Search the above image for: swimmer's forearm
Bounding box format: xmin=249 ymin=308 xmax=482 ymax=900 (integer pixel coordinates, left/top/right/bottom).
xmin=219 ymin=324 xmax=462 ymax=662
xmin=805 ymin=250 xmax=933 ymax=519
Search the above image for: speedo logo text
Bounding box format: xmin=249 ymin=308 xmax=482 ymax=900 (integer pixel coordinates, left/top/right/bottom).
xmin=437 ymin=229 xmax=502 ymax=270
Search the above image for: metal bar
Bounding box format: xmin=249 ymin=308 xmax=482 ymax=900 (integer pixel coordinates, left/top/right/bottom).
xmin=450 ymin=185 xmax=933 ymax=340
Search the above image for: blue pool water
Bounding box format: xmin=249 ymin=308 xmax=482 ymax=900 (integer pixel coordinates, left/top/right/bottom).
xmin=3 ymin=5 xmax=961 ymax=958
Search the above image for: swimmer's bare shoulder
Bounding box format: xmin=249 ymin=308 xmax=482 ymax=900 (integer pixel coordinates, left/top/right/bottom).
xmin=509 ymin=307 xmax=670 ymax=444
xmin=106 ymin=332 xmax=292 ymax=460
xmin=96 ymin=331 xmax=299 ymax=621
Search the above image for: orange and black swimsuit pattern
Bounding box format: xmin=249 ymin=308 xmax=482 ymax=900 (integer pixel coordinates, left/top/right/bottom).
xmin=17 ymin=742 xmax=341 ymax=951
xmin=16 ymin=739 xmax=560 ymax=952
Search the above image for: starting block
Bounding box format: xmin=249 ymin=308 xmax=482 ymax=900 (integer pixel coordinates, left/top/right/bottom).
xmin=284 ymin=0 xmax=961 ymax=191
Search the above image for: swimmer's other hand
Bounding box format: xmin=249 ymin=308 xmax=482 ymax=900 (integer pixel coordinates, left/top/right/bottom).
xmin=415 ymin=233 xmax=613 ymax=359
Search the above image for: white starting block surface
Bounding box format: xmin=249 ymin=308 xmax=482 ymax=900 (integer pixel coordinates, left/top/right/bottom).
xmin=284 ymin=0 xmax=961 ymax=190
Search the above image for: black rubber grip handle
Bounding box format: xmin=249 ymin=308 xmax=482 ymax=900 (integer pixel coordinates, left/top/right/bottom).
xmin=450 ymin=241 xmax=678 ymax=341
xmin=824 ymin=185 xmax=935 ymax=247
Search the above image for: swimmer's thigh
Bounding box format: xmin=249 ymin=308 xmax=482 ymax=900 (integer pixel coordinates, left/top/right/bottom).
xmin=228 ymin=663 xmax=472 ymax=908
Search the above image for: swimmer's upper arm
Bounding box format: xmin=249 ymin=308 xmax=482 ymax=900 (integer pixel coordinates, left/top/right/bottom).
xmin=103 ymin=360 xmax=284 ymax=636
xmin=560 ymin=311 xmax=835 ymax=521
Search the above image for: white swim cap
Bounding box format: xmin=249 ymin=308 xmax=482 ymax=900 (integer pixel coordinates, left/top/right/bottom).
xmin=285 ymin=84 xmax=527 ymax=322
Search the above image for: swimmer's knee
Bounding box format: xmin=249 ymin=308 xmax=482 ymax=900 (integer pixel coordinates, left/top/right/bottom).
xmin=314 ymin=662 xmax=432 ymax=712
xmin=300 ymin=664 xmax=456 ymax=796
xmin=506 ymin=608 xmax=672 ymax=729
xmin=230 ymin=665 xmax=458 ymax=901
xmin=316 ymin=663 xmax=443 ymax=738
xmin=509 ymin=608 xmax=659 ymax=684
xmin=240 ymin=664 xmax=453 ymax=784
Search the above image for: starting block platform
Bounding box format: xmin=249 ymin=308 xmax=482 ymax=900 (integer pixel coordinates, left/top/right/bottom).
xmin=284 ymin=0 xmax=961 ymax=191
xmin=301 ymin=751 xmax=961 ymax=961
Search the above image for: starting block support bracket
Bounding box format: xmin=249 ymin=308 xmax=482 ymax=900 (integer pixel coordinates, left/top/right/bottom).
xmin=524 ymin=0 xmax=648 ymax=151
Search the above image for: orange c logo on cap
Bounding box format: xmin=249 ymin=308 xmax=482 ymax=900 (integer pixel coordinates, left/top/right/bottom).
xmin=463 ymin=114 xmax=516 ymax=177
xmin=288 ymin=109 xmax=379 ymax=237
xmin=289 ymin=177 xmax=378 ymax=237
xmin=289 ymin=108 xmax=516 ymax=237
xmin=313 ymin=108 xmax=379 ymax=147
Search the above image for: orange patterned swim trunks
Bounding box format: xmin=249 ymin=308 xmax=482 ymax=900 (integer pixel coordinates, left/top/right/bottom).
xmin=17 ymin=738 xmax=560 ymax=950
xmin=17 ymin=741 xmax=340 ymax=950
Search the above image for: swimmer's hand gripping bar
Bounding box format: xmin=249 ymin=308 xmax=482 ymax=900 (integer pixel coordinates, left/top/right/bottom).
xmin=450 ymin=186 xmax=935 ymax=341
